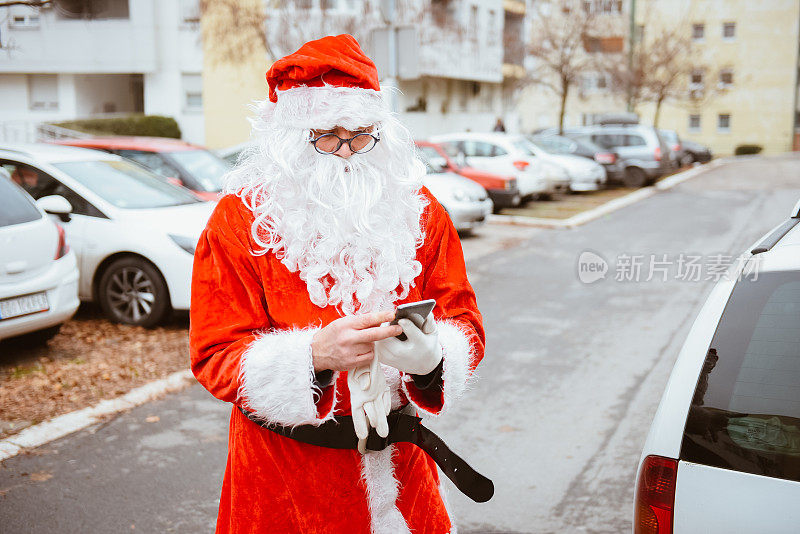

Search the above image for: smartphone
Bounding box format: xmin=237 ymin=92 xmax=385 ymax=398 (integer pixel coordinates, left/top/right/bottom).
xmin=390 ymin=299 xmax=436 ymax=341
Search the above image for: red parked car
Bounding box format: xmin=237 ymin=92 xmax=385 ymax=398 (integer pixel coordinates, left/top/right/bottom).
xmin=53 ymin=137 xmax=229 ymax=201
xmin=415 ymin=141 xmax=521 ymax=210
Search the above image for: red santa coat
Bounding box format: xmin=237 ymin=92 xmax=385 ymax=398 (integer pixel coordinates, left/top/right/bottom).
xmin=189 ymin=187 xmax=485 ymax=534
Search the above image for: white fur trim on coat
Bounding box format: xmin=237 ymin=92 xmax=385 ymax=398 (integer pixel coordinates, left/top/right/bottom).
xmin=361 ymin=446 xmax=411 ymax=534
xmin=265 ymin=85 xmax=392 ymax=131
xmin=402 ymin=319 xmax=476 ymax=417
xmin=238 ymin=327 xmax=338 ymax=426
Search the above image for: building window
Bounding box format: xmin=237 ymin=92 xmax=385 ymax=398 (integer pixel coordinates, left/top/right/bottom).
xmin=55 ymin=0 xmax=130 ymax=19
xmin=692 ymin=23 xmax=705 ymax=41
xmin=722 ymin=22 xmax=736 ymax=40
xmin=689 ymin=114 xmax=701 ymax=132
xmin=719 ymin=68 xmax=734 ymax=87
xmin=180 ymin=0 xmax=200 ymax=24
xmin=689 ymin=69 xmax=704 ymax=96
xmin=182 ymin=73 xmax=202 ymax=112
xmin=28 ymin=74 xmax=58 ymax=111
xmin=718 ymin=113 xmax=731 ymax=133
xmin=470 ymin=5 xmax=479 ymax=35
xmin=9 ymin=7 xmax=40 ymax=28
xmin=582 ymin=0 xmax=622 ymax=13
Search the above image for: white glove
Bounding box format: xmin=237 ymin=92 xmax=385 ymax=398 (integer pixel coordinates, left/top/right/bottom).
xmin=348 ymin=354 xmax=391 ymax=454
xmin=375 ymin=313 xmax=443 ymax=375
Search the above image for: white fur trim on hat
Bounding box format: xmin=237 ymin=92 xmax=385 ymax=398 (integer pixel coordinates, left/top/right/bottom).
xmin=265 ymin=85 xmax=392 ymax=130
xmin=238 ymin=327 xmax=338 ymax=426
xmin=401 ymin=319 xmax=476 ymax=418
xmin=361 ymin=446 xmax=411 ymax=534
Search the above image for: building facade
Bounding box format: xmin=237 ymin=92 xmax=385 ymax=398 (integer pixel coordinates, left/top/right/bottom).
xmin=516 ymin=0 xmax=800 ymax=155
xmin=638 ymin=0 xmax=800 ymax=155
xmin=202 ymin=0 xmax=527 ymax=149
xmin=0 ymin=0 xmax=205 ymax=144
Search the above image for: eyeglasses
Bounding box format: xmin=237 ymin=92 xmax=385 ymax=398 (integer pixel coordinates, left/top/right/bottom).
xmin=310 ymin=131 xmax=380 ymax=155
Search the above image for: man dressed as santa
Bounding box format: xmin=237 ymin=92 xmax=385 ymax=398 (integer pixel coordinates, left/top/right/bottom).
xmin=190 ymin=34 xmax=487 ymax=534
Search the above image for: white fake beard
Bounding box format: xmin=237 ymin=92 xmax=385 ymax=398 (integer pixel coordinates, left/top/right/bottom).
xmin=225 ymin=110 xmax=428 ymax=316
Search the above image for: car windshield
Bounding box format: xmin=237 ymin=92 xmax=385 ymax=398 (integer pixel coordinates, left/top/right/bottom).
xmin=53 ymin=160 xmax=200 ymax=209
xmin=0 ymin=177 xmax=42 ymax=227
xmin=681 ymin=270 xmax=800 ymax=483
xmin=166 ymin=150 xmax=230 ymax=192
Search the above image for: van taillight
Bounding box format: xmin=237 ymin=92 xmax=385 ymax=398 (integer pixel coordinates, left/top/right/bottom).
xmin=654 ymin=147 xmax=662 ymax=162
xmin=513 ymin=160 xmax=530 ymax=171
xmin=595 ymin=152 xmax=616 ymax=164
xmin=634 ymin=455 xmax=677 ymax=534
xmin=55 ymin=224 xmax=69 ymax=260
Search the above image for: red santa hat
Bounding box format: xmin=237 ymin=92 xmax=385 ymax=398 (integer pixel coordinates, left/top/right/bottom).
xmin=264 ymin=34 xmax=390 ymax=131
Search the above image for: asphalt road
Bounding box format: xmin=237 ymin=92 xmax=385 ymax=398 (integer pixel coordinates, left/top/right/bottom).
xmin=1 ymin=154 xmax=799 ymax=533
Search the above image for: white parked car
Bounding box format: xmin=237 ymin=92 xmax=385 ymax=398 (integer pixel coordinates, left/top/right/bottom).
xmin=526 ymin=139 xmax=607 ymax=192
xmin=0 ymin=170 xmax=80 ymax=342
xmin=0 ymin=144 xmax=216 ymax=327
xmin=634 ymin=199 xmax=800 ymax=533
xmin=418 ymin=151 xmax=493 ymax=233
xmin=429 ymin=132 xmax=569 ymax=200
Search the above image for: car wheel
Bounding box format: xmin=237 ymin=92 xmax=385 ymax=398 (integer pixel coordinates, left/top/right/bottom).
xmin=623 ymin=167 xmax=647 ymax=188
xmin=680 ymin=153 xmax=695 ymax=167
xmin=98 ymin=257 xmax=170 ymax=327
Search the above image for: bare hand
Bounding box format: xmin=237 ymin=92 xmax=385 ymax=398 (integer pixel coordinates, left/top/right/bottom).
xmin=311 ymin=311 xmax=402 ymax=372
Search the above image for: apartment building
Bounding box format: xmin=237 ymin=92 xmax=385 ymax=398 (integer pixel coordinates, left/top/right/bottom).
xmin=202 ymin=0 xmax=524 ymax=148
xmin=638 ymin=0 xmax=800 ymax=155
xmin=516 ymin=0 xmax=800 ymax=155
xmin=0 ymin=0 xmax=205 ymax=144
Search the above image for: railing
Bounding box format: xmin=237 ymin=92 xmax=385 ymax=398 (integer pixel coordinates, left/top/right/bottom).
xmin=0 ymin=121 xmax=91 ymax=143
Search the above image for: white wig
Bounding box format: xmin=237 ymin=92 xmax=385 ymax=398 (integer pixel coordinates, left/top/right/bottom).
xmin=224 ymin=85 xmax=428 ymax=316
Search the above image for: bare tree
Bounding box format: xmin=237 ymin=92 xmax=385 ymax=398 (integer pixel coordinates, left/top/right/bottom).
xmin=200 ymin=0 xmax=386 ymax=67
xmin=636 ymin=25 xmax=696 ymax=126
xmin=605 ymin=18 xmax=719 ymax=127
xmin=527 ymin=0 xmax=609 ymax=133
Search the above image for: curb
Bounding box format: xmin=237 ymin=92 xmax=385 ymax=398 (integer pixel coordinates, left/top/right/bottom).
xmin=489 ymin=159 xmax=724 ymax=229
xmin=0 ymin=369 xmax=195 ymax=462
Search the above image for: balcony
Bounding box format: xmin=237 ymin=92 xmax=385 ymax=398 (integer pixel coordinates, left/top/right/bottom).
xmin=0 ymin=5 xmax=157 ymax=74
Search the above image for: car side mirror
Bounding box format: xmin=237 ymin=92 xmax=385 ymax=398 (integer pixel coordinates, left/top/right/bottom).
xmin=37 ymin=195 xmax=73 ymax=223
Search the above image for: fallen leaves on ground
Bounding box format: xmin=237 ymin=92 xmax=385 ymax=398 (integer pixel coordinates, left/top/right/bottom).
xmin=0 ymin=305 xmax=191 ymax=440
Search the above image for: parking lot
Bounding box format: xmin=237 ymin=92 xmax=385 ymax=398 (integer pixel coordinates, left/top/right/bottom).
xmin=2 ymin=154 xmax=798 ymax=533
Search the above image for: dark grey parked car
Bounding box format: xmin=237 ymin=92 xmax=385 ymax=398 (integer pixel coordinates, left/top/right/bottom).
xmin=680 ymin=139 xmax=713 ymax=164
xmin=564 ymin=124 xmax=672 ymax=187
xmin=531 ymin=134 xmax=626 ymax=183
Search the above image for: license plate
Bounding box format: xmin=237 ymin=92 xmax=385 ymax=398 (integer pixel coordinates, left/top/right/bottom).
xmin=0 ymin=292 xmax=50 ymax=320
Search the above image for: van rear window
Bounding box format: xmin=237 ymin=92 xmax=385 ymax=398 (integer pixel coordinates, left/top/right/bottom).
xmin=0 ymin=176 xmax=42 ymax=227
xmin=681 ymin=271 xmax=800 ymax=483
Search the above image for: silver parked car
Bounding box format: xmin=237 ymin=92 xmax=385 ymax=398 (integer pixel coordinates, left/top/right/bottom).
xmin=562 ymin=124 xmax=671 ymax=187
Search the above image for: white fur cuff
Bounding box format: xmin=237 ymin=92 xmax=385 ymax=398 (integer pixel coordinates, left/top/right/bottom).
xmin=266 ymin=85 xmax=392 ymax=131
xmin=238 ymin=327 xmax=337 ymax=426
xmin=403 ymin=319 xmax=476 ymax=417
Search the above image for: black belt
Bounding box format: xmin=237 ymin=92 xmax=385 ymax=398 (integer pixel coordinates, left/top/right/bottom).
xmin=238 ymin=406 xmax=494 ymax=503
